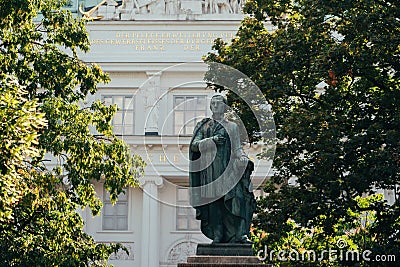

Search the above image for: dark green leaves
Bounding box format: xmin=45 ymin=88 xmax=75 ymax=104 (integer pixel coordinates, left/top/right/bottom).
xmin=206 ymin=0 xmax=400 ymax=264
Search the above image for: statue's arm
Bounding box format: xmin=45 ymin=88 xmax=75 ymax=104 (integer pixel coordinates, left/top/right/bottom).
xmin=191 ymin=123 xmax=215 ymax=152
xmin=231 ymin=123 xmax=248 ymax=159
xmin=190 ymin=129 xmax=204 ymax=152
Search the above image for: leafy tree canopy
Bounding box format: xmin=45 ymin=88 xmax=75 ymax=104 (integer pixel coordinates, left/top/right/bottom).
xmin=0 ymin=0 xmax=145 ymax=265
xmin=205 ymin=0 xmax=400 ymax=264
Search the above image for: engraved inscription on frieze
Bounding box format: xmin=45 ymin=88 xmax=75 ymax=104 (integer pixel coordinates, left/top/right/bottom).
xmin=90 ymin=31 xmax=235 ymax=52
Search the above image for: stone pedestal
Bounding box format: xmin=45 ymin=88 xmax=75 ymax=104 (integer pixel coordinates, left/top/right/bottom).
xmin=197 ymin=243 xmax=254 ymax=256
xmin=178 ymin=255 xmax=269 ymax=266
xmin=177 ymin=243 xmax=272 ymax=267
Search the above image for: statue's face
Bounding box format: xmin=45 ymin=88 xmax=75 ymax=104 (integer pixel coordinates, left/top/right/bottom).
xmin=210 ymin=96 xmax=226 ymax=114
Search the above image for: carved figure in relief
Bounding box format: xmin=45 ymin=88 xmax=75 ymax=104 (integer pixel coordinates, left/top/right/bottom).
xmin=116 ymin=0 xmax=139 ymax=18
xmin=230 ymin=0 xmax=242 ymax=14
xmin=204 ymin=0 xmax=217 ymax=14
xmin=144 ymin=79 xmax=160 ymax=133
xmin=216 ymin=0 xmax=233 ymax=14
xmin=165 ymin=0 xmax=179 ymax=14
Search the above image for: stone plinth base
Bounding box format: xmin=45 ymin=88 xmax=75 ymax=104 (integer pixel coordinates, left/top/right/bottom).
xmin=177 ymin=256 xmax=269 ymax=267
xmin=177 ymin=243 xmax=273 ymax=267
xmin=196 ymin=243 xmax=253 ymax=256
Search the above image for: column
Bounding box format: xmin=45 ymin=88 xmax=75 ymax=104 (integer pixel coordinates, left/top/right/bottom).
xmin=140 ymin=176 xmax=164 ymax=267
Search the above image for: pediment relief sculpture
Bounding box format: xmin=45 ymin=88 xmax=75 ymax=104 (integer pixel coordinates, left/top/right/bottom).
xmin=79 ymin=0 xmax=244 ymax=20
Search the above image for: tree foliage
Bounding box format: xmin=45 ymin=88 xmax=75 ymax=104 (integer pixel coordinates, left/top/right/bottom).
xmin=0 ymin=0 xmax=145 ymax=265
xmin=205 ymin=0 xmax=400 ymax=265
xmin=0 ymin=75 xmax=47 ymax=223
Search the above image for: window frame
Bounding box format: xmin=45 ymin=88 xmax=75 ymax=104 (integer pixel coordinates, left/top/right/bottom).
xmin=102 ymin=187 xmax=130 ymax=231
xmin=173 ymin=95 xmax=207 ymax=136
xmin=175 ymin=187 xmax=200 ymax=231
xmin=102 ymin=94 xmax=135 ymax=136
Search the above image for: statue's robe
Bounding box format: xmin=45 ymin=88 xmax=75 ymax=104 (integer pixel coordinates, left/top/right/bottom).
xmin=189 ymin=117 xmax=255 ymax=242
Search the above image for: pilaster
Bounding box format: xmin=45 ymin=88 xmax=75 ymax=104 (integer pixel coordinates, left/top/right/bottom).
xmin=140 ymin=176 xmax=164 ymax=267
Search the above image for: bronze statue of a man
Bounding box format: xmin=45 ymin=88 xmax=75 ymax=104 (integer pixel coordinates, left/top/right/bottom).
xmin=189 ymin=94 xmax=255 ymax=244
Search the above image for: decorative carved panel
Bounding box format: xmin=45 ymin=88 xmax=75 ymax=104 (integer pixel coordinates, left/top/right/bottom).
xmin=167 ymin=241 xmax=197 ymax=264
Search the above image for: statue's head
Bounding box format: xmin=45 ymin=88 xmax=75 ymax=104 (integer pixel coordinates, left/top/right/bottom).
xmin=210 ymin=94 xmax=228 ymax=115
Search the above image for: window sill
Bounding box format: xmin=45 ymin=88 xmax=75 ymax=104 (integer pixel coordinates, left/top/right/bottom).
xmin=96 ymin=230 xmax=134 ymax=234
xmin=170 ymin=230 xmax=202 ymax=234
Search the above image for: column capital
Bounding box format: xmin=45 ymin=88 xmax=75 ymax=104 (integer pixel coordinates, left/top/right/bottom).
xmin=139 ymin=176 xmax=164 ymax=188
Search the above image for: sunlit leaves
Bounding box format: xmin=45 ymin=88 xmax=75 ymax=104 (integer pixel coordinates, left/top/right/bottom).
xmin=0 ymin=75 xmax=46 ymax=223
xmin=0 ymin=0 xmax=144 ymax=265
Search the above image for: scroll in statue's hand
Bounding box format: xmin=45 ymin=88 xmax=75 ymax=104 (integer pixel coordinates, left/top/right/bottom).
xmin=212 ymin=135 xmax=226 ymax=145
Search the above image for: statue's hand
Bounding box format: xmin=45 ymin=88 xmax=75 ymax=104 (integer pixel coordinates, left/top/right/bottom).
xmin=239 ymin=156 xmax=249 ymax=166
xmin=212 ymin=135 xmax=226 ymax=145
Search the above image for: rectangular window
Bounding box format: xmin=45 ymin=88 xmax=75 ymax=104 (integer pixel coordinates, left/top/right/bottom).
xmin=176 ymin=187 xmax=200 ymax=231
xmin=103 ymin=95 xmax=134 ymax=135
xmin=173 ymin=96 xmax=207 ymax=135
xmin=102 ymin=188 xmax=129 ymax=231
